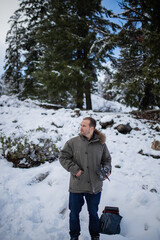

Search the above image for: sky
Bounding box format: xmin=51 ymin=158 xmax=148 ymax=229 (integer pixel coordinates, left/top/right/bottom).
xmin=0 ymin=0 xmax=121 ymax=77
xmin=0 ymin=0 xmax=19 ymax=76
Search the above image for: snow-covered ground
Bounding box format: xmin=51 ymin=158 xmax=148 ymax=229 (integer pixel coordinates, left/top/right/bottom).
xmin=0 ymin=95 xmax=160 ymax=240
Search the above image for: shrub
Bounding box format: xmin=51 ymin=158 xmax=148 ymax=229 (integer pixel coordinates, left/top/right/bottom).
xmin=0 ymin=135 xmax=59 ymax=168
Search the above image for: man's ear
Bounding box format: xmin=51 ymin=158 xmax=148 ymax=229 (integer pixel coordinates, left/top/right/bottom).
xmin=91 ymin=126 xmax=94 ymax=132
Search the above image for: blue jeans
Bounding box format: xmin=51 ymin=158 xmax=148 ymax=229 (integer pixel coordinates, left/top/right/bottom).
xmin=69 ymin=192 xmax=101 ymax=238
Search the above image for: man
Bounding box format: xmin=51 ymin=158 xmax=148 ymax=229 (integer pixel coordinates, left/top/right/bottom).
xmin=59 ymin=117 xmax=112 ymax=240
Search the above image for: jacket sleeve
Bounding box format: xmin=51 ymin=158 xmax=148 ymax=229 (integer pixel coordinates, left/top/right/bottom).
xmin=59 ymin=140 xmax=81 ymax=175
xmin=101 ymin=144 xmax=112 ymax=173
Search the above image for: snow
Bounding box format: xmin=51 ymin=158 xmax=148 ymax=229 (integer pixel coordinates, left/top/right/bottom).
xmin=88 ymin=94 xmax=133 ymax=112
xmin=0 ymin=94 xmax=160 ymax=240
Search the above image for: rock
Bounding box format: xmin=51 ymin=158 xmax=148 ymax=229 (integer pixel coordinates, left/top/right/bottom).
xmin=138 ymin=149 xmax=160 ymax=159
xmin=115 ymin=165 xmax=121 ymax=168
xmin=134 ymin=127 xmax=141 ymax=131
xmin=59 ymin=208 xmax=67 ymax=215
xmin=151 ymin=140 xmax=160 ymax=151
xmin=12 ymin=120 xmax=18 ymax=123
xmin=100 ymin=119 xmax=114 ymax=129
xmin=142 ymin=185 xmax=148 ymax=190
xmin=150 ymin=123 xmax=160 ymax=132
xmin=115 ymin=123 xmax=132 ymax=134
xmin=74 ymin=108 xmax=81 ymax=117
xmin=51 ymin=122 xmax=63 ymax=128
xmin=155 ymin=125 xmax=160 ymax=132
xmin=144 ymin=223 xmax=149 ymax=231
xmin=150 ymin=188 xmax=157 ymax=193
xmin=28 ymin=172 xmax=50 ymax=185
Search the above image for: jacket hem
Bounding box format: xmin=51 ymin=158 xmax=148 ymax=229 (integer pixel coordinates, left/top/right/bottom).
xmin=69 ymin=189 xmax=102 ymax=194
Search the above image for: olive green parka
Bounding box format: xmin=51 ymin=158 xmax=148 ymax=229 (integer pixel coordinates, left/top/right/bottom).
xmin=59 ymin=129 xmax=112 ymax=194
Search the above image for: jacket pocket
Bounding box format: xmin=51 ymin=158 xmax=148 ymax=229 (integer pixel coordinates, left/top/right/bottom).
xmin=75 ymin=170 xmax=84 ymax=180
xmin=71 ymin=170 xmax=84 ymax=180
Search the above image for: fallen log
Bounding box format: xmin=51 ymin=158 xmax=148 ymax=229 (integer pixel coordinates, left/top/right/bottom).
xmin=131 ymin=109 xmax=160 ymax=122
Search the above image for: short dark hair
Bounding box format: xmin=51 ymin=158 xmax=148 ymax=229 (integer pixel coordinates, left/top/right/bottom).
xmin=83 ymin=117 xmax=96 ymax=128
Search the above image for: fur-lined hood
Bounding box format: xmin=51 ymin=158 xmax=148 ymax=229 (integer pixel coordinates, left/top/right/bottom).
xmin=94 ymin=129 xmax=106 ymax=144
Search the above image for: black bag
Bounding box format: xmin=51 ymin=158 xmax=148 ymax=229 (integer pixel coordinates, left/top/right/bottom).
xmin=100 ymin=206 xmax=122 ymax=235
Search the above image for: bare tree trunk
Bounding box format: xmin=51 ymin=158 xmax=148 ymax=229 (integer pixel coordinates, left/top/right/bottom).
xmin=139 ymin=83 xmax=154 ymax=110
xmin=85 ymin=81 xmax=92 ymax=110
xmin=76 ymin=77 xmax=83 ymax=109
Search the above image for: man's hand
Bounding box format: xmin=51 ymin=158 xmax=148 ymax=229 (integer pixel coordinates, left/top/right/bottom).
xmin=105 ymin=172 xmax=111 ymax=181
xmin=76 ymin=170 xmax=82 ymax=177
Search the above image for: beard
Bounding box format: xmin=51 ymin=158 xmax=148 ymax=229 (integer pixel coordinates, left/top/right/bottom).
xmin=80 ymin=129 xmax=90 ymax=137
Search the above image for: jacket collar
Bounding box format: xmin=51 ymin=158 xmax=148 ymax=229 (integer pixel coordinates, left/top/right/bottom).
xmin=94 ymin=129 xmax=106 ymax=144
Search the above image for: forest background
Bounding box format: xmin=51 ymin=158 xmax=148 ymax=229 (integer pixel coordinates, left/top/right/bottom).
xmin=0 ymin=0 xmax=160 ymax=111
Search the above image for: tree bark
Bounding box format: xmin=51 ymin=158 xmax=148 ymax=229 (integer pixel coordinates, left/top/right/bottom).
xmin=85 ymin=81 xmax=92 ymax=110
xmin=76 ymin=77 xmax=83 ymax=109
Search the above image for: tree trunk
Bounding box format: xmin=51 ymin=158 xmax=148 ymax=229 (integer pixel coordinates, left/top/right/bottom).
xmin=139 ymin=83 xmax=154 ymax=110
xmin=76 ymin=77 xmax=83 ymax=109
xmin=85 ymin=81 xmax=92 ymax=110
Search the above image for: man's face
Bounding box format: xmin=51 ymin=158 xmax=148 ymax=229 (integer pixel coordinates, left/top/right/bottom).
xmin=80 ymin=119 xmax=92 ymax=138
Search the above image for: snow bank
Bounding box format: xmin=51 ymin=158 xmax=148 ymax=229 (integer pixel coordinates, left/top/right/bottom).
xmin=83 ymin=94 xmax=133 ymax=112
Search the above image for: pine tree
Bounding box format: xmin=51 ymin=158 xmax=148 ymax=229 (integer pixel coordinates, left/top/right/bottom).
xmin=2 ymin=11 xmax=25 ymax=94
xmin=3 ymin=0 xmax=48 ymax=99
xmin=3 ymin=0 xmax=118 ymax=109
xmin=113 ymin=0 xmax=160 ymax=109
xmin=19 ymin=0 xmax=48 ymax=99
xmin=33 ymin=0 xmax=118 ymax=108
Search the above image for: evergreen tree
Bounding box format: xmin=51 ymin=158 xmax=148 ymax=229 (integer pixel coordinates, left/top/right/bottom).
xmin=3 ymin=0 xmax=118 ymax=109
xmin=2 ymin=11 xmax=25 ymax=94
xmin=113 ymin=0 xmax=160 ymax=109
xmin=18 ymin=0 xmax=48 ymax=99
xmin=33 ymin=0 xmax=118 ymax=108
